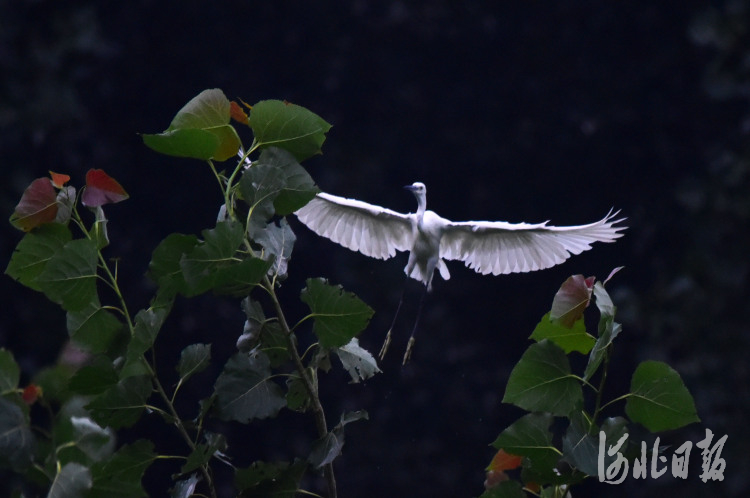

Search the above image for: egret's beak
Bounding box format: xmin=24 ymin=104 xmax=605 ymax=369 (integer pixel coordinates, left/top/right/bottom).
xmin=404 ymin=184 xmax=418 ymax=191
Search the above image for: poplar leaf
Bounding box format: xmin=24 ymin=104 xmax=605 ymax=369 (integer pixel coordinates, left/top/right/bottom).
xmin=9 ymin=177 xmax=58 ymax=231
xmin=249 ymin=100 xmax=331 ymax=161
xmin=625 ymin=361 xmax=700 ymax=432
xmin=300 ymin=278 xmax=373 ymax=349
xmin=214 ymin=352 xmax=286 ymax=423
xmin=142 ymin=89 xmax=241 ymax=162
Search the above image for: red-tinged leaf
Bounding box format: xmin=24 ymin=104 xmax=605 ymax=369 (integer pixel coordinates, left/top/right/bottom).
xmin=488 ymin=449 xmax=522 ymax=472
xmin=525 ymin=481 xmax=541 ymax=493
xmin=49 ymin=171 xmax=71 ymax=188
xmin=10 ymin=177 xmax=59 ymax=231
xmin=549 ymin=275 xmax=595 ymax=328
xmin=82 ymin=169 xmax=129 ymax=207
xmin=484 ymin=470 xmax=508 ymax=489
xmin=22 ymin=384 xmax=42 ymax=405
xmin=230 ymin=101 xmax=249 ymax=125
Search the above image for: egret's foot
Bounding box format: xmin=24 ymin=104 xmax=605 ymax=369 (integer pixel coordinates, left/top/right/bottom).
xmin=402 ymin=336 xmax=416 ymax=365
xmin=379 ymin=329 xmax=392 ymax=361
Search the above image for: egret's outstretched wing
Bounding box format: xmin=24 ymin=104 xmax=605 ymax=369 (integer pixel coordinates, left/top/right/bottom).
xmin=440 ymin=210 xmax=626 ymax=275
xmin=295 ymin=192 xmax=415 ymax=260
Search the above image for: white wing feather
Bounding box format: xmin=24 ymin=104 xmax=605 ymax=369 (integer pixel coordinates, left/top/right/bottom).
xmin=295 ymin=192 xmax=415 ymax=260
xmin=440 ymin=209 xmax=626 ymax=275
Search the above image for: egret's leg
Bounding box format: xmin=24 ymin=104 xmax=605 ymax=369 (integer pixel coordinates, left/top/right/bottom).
xmin=402 ymin=284 xmax=428 ymax=364
xmin=379 ymin=281 xmax=407 ymax=361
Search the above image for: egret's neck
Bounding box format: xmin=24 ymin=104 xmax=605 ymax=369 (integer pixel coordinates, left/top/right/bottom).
xmin=415 ymin=193 xmax=427 ymax=220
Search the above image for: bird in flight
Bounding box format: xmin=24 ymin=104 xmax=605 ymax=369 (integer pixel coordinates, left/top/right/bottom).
xmin=295 ymin=182 xmax=626 ymax=363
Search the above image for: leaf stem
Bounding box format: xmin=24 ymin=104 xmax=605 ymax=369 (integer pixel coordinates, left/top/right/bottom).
xmin=569 ymin=374 xmax=598 ymax=393
xmin=264 ymin=277 xmax=337 ymax=498
xmin=593 ymin=346 xmax=612 ymax=421
xmin=149 ymin=366 xmax=217 ymax=498
xmin=73 ymin=207 xmax=136 ymax=334
xmin=226 ymin=148 xmax=252 ymax=187
xmin=207 ymin=159 xmax=233 ymax=220
xmin=599 ymin=393 xmax=632 ymax=414
xmin=79 ymin=200 xmax=217 ymax=498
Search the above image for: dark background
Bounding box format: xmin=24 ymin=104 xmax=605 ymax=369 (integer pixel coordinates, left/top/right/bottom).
xmin=2 ymin=1 xmax=748 ymax=497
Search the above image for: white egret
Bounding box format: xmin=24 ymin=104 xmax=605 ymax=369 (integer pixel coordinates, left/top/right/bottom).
xmin=295 ymin=182 xmax=626 ymax=362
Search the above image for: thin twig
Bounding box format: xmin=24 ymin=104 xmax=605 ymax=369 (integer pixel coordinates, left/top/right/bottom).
xmin=264 ymin=276 xmax=337 ymax=498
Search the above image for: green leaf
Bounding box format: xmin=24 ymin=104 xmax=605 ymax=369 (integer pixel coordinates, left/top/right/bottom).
xmin=69 ymin=362 xmax=118 ymax=396
xmin=212 ymin=256 xmax=273 ymax=296
xmin=168 ymin=89 xmax=231 ymax=129
xmin=502 ymin=340 xmax=583 ymax=416
xmin=239 ymin=161 xmax=286 ymax=237
xmin=491 ymin=412 xmax=555 ymax=457
xmin=66 ymin=300 xmax=124 ymax=354
xmin=255 ymin=219 xmax=296 ymax=278
xmin=37 ymin=238 xmax=98 ymax=311
xmin=0 ymin=397 xmax=35 ymax=471
xmin=70 ymin=416 xmax=114 ymax=461
xmin=177 ymin=343 xmax=211 ymax=383
xmin=121 ymin=306 xmax=171 ymax=378
xmin=309 ymin=430 xmax=344 ymax=469
xmin=255 ymin=147 xmax=318 ymax=215
xmin=491 ymin=413 xmax=562 ymax=485
xmin=0 ymin=349 xmax=20 ymax=393
xmin=529 ymin=312 xmax=595 ymax=354
xmin=479 ymin=480 xmax=526 ymax=498
xmin=180 ymin=222 xmax=271 ymax=296
xmin=583 ymin=284 xmax=622 ymax=381
xmin=592 ymin=280 xmax=615 ymax=319
xmin=48 ymin=462 xmax=92 ymax=498
xmin=87 ymin=440 xmax=155 ymax=498
xmin=86 ymin=375 xmax=152 ymax=429
xmin=148 ymin=233 xmax=199 ymax=299
xmin=234 ymin=459 xmax=307 ymax=496
xmin=239 ymin=298 xmax=290 ymax=366
xmin=300 ymin=278 xmax=374 ymax=349
xmin=311 ymin=347 xmax=332 ymax=373
xmin=5 ymin=223 xmax=72 ymax=292
xmin=237 ymin=297 xmax=264 ymax=352
xmin=142 ymin=89 xmax=241 ymax=162
xmin=249 ymin=100 xmax=332 ymax=161
xmin=285 ymin=374 xmax=310 ymax=412
xmin=183 ymin=221 xmax=244 ymax=276
xmin=335 ymin=338 xmax=381 ymax=383
xmin=90 ymin=206 xmax=110 ymax=249
xmin=142 ymin=128 xmax=224 ymax=161
xmin=214 ymin=352 xmax=286 ymax=423
xmin=171 ymin=474 xmax=200 ymax=498
xmin=237 ymin=148 xmax=318 ymax=236
xmin=54 ymin=185 xmax=76 ymax=225
xmin=34 ymin=364 xmax=75 ymax=403
xmin=308 ymin=411 xmax=368 ymax=468
xmin=562 ymin=412 xmax=628 ymax=477
xmin=180 ymin=432 xmax=226 ymax=474
xmin=625 ymin=360 xmax=700 ymax=432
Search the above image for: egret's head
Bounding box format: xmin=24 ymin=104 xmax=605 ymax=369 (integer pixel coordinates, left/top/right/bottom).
xmin=404 ymin=182 xmax=426 ymax=196
xmin=404 ymin=182 xmax=427 ymax=211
